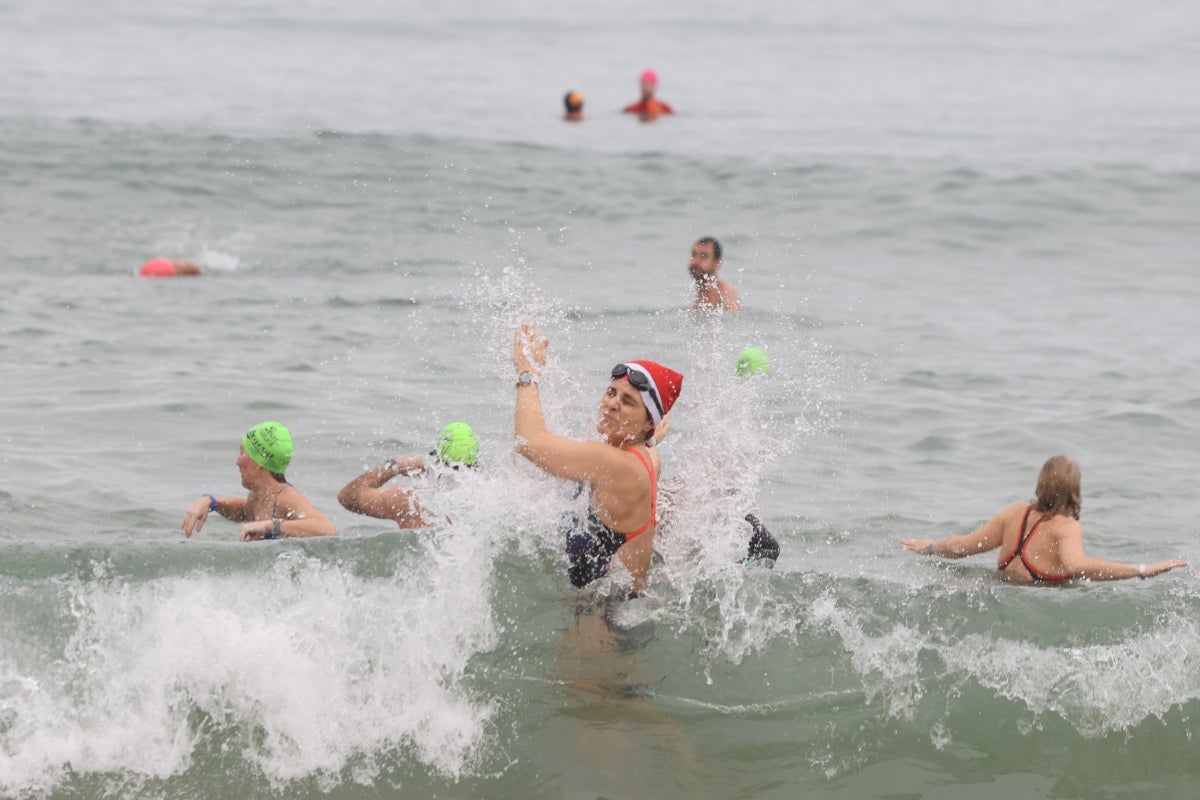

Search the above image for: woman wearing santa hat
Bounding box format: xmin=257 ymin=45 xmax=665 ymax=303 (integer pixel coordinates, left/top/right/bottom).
xmin=513 ymin=322 xmax=683 ymax=594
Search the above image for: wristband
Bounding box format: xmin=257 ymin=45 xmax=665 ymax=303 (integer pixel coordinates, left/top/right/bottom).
xmin=921 ymin=543 xmax=935 ymax=555
xmin=205 ymin=494 xmax=218 ymax=512
xmin=264 ymin=518 xmax=282 ymax=540
xmin=384 ymin=459 xmax=398 ymax=474
xmin=1138 ymin=564 xmax=1146 ymax=579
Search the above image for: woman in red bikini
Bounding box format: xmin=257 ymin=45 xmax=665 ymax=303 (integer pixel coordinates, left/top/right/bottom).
xmin=900 ymin=454 xmax=1186 ymax=583
xmin=513 ymin=322 xmax=682 ymax=593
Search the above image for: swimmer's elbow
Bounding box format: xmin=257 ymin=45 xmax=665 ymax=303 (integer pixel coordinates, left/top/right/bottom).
xmin=513 ymin=433 xmax=540 ymax=461
xmin=337 ymin=485 xmax=360 ymax=512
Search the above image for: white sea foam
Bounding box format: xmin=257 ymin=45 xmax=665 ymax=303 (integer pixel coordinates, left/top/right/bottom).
xmin=0 ymin=546 xmax=498 ymax=795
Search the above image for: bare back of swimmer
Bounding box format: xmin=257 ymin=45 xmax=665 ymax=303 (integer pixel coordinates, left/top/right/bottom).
xmin=900 ymin=455 xmax=1186 ymax=583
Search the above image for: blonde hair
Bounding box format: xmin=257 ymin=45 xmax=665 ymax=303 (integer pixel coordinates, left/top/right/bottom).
xmin=1034 ymin=454 xmax=1082 ymax=520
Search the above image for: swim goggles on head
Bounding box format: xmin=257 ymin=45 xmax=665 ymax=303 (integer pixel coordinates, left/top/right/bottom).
xmin=611 ymin=363 xmax=664 ymax=419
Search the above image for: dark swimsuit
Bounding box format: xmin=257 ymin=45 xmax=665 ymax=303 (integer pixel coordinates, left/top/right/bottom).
xmin=562 ymin=449 xmax=657 ymax=588
xmin=997 ymin=505 xmax=1071 ymax=583
xmin=262 ymin=483 xmax=292 ymax=539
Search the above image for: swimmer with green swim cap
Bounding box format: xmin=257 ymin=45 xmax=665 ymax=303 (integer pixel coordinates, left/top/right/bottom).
xmin=243 ymin=420 xmax=294 ymax=475
xmin=181 ymin=421 xmax=336 ymax=542
xmin=433 ymin=422 xmax=479 ymax=468
xmin=339 ymin=421 xmax=480 ymax=529
xmin=736 ymin=346 xmax=771 ymax=376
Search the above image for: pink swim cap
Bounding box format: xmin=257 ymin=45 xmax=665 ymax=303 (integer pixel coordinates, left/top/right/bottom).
xmin=640 ymin=69 xmax=658 ymax=84
xmin=140 ymin=258 xmax=176 ymax=278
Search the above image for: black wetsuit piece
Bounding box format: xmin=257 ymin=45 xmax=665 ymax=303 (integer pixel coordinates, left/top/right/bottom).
xmin=742 ymin=514 xmax=780 ymax=567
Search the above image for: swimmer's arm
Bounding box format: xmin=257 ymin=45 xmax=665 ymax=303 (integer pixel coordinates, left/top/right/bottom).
xmin=512 ymin=320 xmax=590 ymax=478
xmin=901 ymin=509 xmax=1007 ymax=559
xmin=338 ymin=461 xmax=428 ymax=528
xmin=516 ymin=417 xmax=628 ymax=485
xmin=1056 ymin=523 xmax=1187 ymax=580
xmin=338 ymin=457 xmax=425 ymax=499
xmin=242 ymin=490 xmax=335 ymax=540
xmin=181 ymin=495 xmax=249 ymax=537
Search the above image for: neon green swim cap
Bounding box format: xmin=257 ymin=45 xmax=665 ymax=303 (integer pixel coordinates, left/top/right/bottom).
xmin=435 ymin=422 xmax=479 ymax=468
xmin=243 ymin=421 xmax=293 ymax=474
xmin=736 ymin=346 xmax=771 ymax=376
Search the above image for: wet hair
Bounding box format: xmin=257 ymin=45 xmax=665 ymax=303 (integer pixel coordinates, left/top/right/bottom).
xmin=695 ymin=236 xmax=722 ymax=262
xmin=1033 ymin=454 xmax=1082 ymax=520
xmin=271 ymin=471 xmax=287 ymax=483
xmin=564 ymin=90 xmax=583 ymax=113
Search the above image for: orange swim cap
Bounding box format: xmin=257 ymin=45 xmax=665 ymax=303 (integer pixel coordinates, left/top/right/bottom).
xmin=140 ymin=258 xmax=176 ymax=277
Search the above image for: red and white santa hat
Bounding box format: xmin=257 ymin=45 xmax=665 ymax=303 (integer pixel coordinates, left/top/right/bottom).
xmin=622 ymin=360 xmax=684 ymax=428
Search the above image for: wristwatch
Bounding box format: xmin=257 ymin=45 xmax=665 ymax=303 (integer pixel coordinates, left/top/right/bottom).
xmin=264 ymin=518 xmax=282 ymax=540
xmin=516 ymin=370 xmax=538 ymax=387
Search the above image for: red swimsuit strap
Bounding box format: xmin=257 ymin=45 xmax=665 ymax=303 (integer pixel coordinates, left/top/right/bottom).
xmin=998 ymin=505 xmax=1035 ymax=572
xmin=998 ymin=505 xmax=1071 ymax=582
xmin=1020 ymin=514 xmax=1072 ymax=582
xmin=621 ymin=448 xmax=657 ymax=541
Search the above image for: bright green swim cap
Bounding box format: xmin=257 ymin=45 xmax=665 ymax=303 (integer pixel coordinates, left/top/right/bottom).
xmin=243 ymin=421 xmax=293 ymax=474
xmin=736 ymin=346 xmax=771 ymax=376
xmin=435 ymin=422 xmax=479 ymax=468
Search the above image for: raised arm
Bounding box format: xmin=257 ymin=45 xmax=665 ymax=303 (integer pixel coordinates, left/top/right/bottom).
xmin=338 ymin=457 xmax=423 ymax=510
xmin=1055 ymin=522 xmax=1187 ymax=580
xmin=338 ymin=456 xmax=428 ymax=528
xmin=900 ymin=506 xmax=1010 ymax=559
xmin=513 ymin=322 xmax=633 ymax=485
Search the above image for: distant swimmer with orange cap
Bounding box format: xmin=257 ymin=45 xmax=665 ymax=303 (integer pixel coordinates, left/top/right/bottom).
xmin=623 ymin=68 xmax=674 ymax=121
xmin=180 ymin=421 xmax=336 ymax=541
xmin=338 ymin=422 xmax=480 ymax=529
xmin=139 ymin=258 xmax=203 ymax=278
xmin=563 ymin=90 xmax=584 ymax=122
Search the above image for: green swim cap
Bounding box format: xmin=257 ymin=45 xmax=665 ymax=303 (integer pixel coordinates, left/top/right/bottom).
xmin=243 ymin=421 xmax=293 ymax=474
xmin=435 ymin=422 xmax=479 ymax=468
xmin=736 ymin=346 xmax=771 ymax=376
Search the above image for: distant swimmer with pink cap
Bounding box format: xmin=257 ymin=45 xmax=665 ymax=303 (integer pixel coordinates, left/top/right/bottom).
xmin=513 ymin=322 xmax=683 ymax=593
xmin=180 ymin=421 xmax=336 ymax=541
xmin=139 ymin=258 xmax=203 ymax=278
xmin=623 ymin=68 xmax=674 ymax=120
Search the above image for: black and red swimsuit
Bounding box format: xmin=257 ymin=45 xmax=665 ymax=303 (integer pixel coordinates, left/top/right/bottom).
xmin=998 ymin=505 xmax=1071 ymax=583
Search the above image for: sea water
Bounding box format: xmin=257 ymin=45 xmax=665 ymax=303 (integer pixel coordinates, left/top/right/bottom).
xmin=3 ymin=1 xmax=1200 ymax=798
